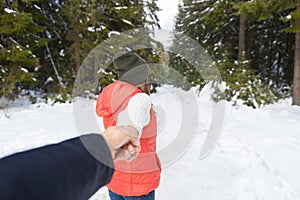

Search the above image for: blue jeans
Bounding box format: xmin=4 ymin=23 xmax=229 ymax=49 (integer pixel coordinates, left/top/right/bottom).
xmin=108 ymin=190 xmax=155 ymax=200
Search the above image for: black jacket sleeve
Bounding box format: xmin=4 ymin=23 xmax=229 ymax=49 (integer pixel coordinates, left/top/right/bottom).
xmin=0 ymin=134 xmax=114 ymax=200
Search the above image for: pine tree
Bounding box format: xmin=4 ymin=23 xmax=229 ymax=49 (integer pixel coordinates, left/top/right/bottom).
xmin=0 ymin=0 xmax=47 ymax=100
xmin=173 ymin=0 xmax=284 ymax=107
xmin=238 ymin=14 xmax=245 ymax=63
xmin=61 ymin=0 xmax=160 ymax=99
xmin=235 ymin=0 xmax=299 ymax=104
xmin=0 ymin=0 xmax=160 ymax=103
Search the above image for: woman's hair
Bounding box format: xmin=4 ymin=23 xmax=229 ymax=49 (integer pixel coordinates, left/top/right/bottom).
xmin=137 ymin=83 xmax=150 ymax=95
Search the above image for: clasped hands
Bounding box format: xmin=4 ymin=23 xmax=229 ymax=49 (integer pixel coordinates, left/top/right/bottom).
xmin=102 ymin=126 xmax=141 ymax=162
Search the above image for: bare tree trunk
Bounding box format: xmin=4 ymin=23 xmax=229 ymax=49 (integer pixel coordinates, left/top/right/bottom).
xmin=74 ymin=36 xmax=81 ymax=73
xmin=45 ymin=44 xmax=64 ymax=87
xmin=74 ymin=33 xmax=81 ymax=90
xmin=69 ymin=0 xmax=81 ymax=74
xmin=292 ymin=0 xmax=300 ymax=105
xmin=238 ymin=15 xmax=245 ymax=64
xmin=91 ymin=0 xmax=97 ymax=25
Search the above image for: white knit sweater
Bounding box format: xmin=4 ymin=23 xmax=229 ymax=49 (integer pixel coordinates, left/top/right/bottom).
xmin=117 ymin=93 xmax=151 ymax=137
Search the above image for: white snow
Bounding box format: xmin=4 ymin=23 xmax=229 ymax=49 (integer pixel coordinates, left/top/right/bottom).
xmin=99 ymin=25 xmax=106 ymax=31
xmin=122 ymin=19 xmax=134 ymax=26
xmin=20 ymin=68 xmax=28 ymax=73
xmin=88 ymin=27 xmax=96 ymax=32
xmin=114 ymin=6 xmax=128 ymax=10
xmin=33 ymin=4 xmax=41 ymax=10
xmin=97 ymin=68 xmax=106 ymax=74
xmin=87 ymin=26 xmax=107 ymax=32
xmin=59 ymin=49 xmax=65 ymax=57
xmin=1 ymin=85 xmax=300 ymax=200
xmin=188 ymin=20 xmax=198 ymax=26
xmin=108 ymin=31 xmax=120 ymax=38
xmin=44 ymin=76 xmax=54 ymax=85
xmin=4 ymin=8 xmax=16 ymax=14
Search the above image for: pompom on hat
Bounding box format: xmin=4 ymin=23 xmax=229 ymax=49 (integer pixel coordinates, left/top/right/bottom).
xmin=113 ymin=52 xmax=149 ymax=86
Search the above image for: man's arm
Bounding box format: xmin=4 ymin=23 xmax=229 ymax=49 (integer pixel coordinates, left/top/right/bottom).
xmin=0 ymin=134 xmax=114 ymax=200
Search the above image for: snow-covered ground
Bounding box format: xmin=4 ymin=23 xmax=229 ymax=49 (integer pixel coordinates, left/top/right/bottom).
xmin=1 ymin=86 xmax=300 ymax=200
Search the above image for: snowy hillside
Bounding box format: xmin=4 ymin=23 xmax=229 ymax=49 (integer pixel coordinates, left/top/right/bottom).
xmin=1 ymin=86 xmax=300 ymax=200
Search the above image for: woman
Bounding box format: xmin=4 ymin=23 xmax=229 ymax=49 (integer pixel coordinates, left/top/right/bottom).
xmin=96 ymin=52 xmax=161 ymax=200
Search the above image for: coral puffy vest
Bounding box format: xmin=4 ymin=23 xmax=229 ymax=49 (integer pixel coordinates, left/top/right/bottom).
xmin=96 ymin=81 xmax=161 ymax=196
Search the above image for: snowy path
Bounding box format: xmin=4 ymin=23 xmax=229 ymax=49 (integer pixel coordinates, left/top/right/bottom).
xmin=1 ymin=87 xmax=300 ymax=200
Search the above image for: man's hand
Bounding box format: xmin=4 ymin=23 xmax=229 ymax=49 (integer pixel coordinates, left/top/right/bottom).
xmin=102 ymin=126 xmax=140 ymax=162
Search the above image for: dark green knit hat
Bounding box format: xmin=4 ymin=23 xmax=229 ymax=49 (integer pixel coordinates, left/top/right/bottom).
xmin=113 ymin=52 xmax=149 ymax=86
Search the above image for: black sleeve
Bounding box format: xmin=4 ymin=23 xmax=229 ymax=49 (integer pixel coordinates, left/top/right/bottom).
xmin=0 ymin=134 xmax=114 ymax=200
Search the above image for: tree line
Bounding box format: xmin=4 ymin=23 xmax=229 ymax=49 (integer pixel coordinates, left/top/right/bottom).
xmin=0 ymin=0 xmax=159 ymax=104
xmin=173 ymin=0 xmax=300 ymax=107
xmin=0 ymin=0 xmax=300 ymax=108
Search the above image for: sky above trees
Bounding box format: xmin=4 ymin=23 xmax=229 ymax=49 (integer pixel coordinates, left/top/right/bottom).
xmin=156 ymin=0 xmax=179 ymax=30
